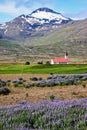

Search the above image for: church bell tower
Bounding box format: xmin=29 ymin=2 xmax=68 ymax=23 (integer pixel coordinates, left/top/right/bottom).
xmin=65 ymin=51 xmax=68 ymax=59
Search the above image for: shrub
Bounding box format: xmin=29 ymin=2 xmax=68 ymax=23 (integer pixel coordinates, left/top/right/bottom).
xmin=50 ymin=73 xmax=54 ymax=75
xmin=46 ymin=61 xmax=50 ymax=65
xmin=0 ymin=81 xmax=6 ymax=87
xmin=25 ymin=61 xmax=30 ymax=65
xmin=24 ymin=84 xmax=31 ymax=88
xmin=38 ymin=77 xmax=43 ymax=81
xmin=6 ymin=82 xmax=10 ymax=87
xmin=30 ymin=77 xmax=38 ymax=81
xmin=19 ymin=78 xmax=24 ymax=81
xmin=0 ymin=87 xmax=10 ymax=95
xmin=13 ymin=82 xmax=19 ymax=87
xmin=82 ymin=84 xmax=86 ymax=88
xmin=25 ymin=93 xmax=29 ymax=97
xmin=12 ymin=80 xmax=18 ymax=83
xmin=49 ymin=95 xmax=55 ymax=101
xmin=37 ymin=61 xmax=43 ymax=64
xmin=18 ymin=80 xmax=23 ymax=85
xmin=36 ymin=80 xmax=46 ymax=87
xmin=23 ymin=79 xmax=26 ymax=82
xmin=18 ymin=78 xmax=26 ymax=83
xmin=46 ymin=81 xmax=55 ymax=87
xmin=24 ymin=83 xmax=35 ymax=88
xmin=6 ymin=80 xmax=11 ymax=82
xmin=72 ymin=91 xmax=78 ymax=95
xmin=47 ymin=76 xmax=53 ymax=80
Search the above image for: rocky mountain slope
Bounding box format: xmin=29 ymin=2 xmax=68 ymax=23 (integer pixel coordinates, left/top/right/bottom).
xmin=0 ymin=7 xmax=71 ymax=41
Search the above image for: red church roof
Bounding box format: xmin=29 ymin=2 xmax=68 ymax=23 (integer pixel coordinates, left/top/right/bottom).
xmin=52 ymin=58 xmax=68 ymax=63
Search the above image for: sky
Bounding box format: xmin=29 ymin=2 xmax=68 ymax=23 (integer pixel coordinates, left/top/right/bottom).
xmin=0 ymin=0 xmax=87 ymax=23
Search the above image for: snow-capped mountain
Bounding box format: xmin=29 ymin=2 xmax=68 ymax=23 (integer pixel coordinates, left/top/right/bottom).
xmin=20 ymin=7 xmax=71 ymax=26
xmin=31 ymin=7 xmax=69 ymax=22
xmin=0 ymin=7 xmax=72 ymax=40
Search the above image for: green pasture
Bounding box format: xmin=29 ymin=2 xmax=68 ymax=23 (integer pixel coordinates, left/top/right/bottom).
xmin=0 ymin=64 xmax=87 ymax=74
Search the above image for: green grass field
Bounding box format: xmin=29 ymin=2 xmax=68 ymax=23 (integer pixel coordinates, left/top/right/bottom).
xmin=0 ymin=64 xmax=87 ymax=74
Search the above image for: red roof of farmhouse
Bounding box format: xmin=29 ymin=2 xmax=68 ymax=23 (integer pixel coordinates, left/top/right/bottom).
xmin=52 ymin=58 xmax=68 ymax=62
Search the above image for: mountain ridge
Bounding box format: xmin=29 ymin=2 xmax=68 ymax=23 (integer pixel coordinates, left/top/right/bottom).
xmin=0 ymin=7 xmax=72 ymax=41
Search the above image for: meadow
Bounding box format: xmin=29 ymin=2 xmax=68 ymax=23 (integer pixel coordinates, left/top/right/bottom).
xmin=0 ymin=63 xmax=87 ymax=74
xmin=0 ymin=63 xmax=87 ymax=129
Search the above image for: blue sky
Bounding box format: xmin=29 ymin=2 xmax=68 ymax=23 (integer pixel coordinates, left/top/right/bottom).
xmin=0 ymin=0 xmax=87 ymax=23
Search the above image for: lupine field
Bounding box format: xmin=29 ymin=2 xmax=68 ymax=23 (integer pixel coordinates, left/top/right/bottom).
xmin=0 ymin=73 xmax=87 ymax=129
xmin=0 ymin=98 xmax=87 ymax=130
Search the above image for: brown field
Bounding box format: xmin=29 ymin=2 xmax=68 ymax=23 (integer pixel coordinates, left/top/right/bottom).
xmin=0 ymin=74 xmax=87 ymax=106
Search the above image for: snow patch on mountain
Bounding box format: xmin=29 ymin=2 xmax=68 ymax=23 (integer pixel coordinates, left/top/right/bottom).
xmin=0 ymin=7 xmax=72 ymax=41
xmin=18 ymin=7 xmax=71 ymax=26
xmin=23 ymin=16 xmax=41 ymax=25
xmin=0 ymin=24 xmax=7 ymax=29
xmin=31 ymin=10 xmax=68 ymax=21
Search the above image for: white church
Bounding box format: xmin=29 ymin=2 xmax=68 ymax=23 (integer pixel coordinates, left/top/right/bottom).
xmin=51 ymin=51 xmax=68 ymax=64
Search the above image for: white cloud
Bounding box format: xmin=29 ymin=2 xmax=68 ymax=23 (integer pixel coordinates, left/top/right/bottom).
xmin=0 ymin=0 xmax=87 ymax=20
xmin=0 ymin=1 xmax=30 ymax=15
xmin=0 ymin=0 xmax=56 ymax=15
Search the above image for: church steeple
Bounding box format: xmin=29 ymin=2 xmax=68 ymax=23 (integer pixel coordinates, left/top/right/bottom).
xmin=65 ymin=51 xmax=68 ymax=59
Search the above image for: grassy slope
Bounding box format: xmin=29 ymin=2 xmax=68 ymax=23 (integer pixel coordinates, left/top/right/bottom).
xmin=0 ymin=39 xmax=26 ymax=62
xmin=24 ymin=19 xmax=87 ymax=58
xmin=0 ymin=64 xmax=87 ymax=74
xmin=26 ymin=19 xmax=87 ymax=45
xmin=0 ymin=40 xmax=24 ymax=50
xmin=0 ymin=19 xmax=87 ymax=62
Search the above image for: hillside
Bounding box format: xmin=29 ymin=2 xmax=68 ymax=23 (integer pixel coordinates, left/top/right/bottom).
xmin=0 ymin=40 xmax=26 ymax=62
xmin=23 ymin=19 xmax=87 ymax=61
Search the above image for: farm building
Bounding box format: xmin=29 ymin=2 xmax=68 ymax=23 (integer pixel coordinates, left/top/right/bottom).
xmin=51 ymin=52 xmax=68 ymax=64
